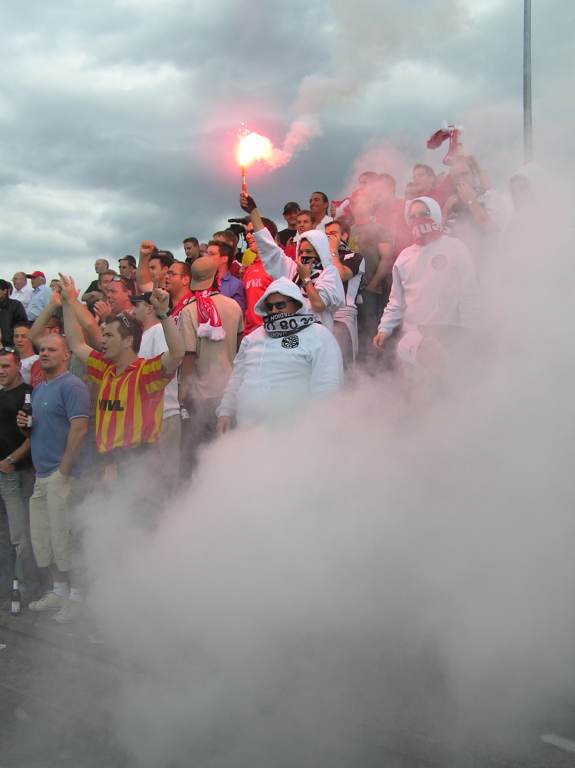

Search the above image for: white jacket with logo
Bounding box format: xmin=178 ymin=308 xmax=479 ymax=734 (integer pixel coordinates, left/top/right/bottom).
xmin=217 ymin=278 xmax=343 ymax=426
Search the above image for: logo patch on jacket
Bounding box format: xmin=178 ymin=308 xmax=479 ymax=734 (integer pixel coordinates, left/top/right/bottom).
xmin=431 ymin=254 xmax=447 ymax=271
xmin=281 ymin=335 xmax=299 ymax=349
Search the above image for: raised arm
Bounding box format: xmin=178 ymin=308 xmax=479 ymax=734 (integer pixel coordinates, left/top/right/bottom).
xmin=59 ymin=274 xmax=95 ymax=363
xmin=240 ymin=191 xmax=296 ymax=280
xmin=29 ymin=290 xmax=62 ymax=344
xmin=137 ymin=240 xmax=156 ymax=292
xmin=149 ymin=286 xmax=185 ymax=375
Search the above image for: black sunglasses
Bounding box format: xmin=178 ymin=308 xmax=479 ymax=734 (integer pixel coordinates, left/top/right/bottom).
xmin=0 ymin=346 xmax=16 ymax=353
xmin=265 ymin=300 xmax=289 ymax=312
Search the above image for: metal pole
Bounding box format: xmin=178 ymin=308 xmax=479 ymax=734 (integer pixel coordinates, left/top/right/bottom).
xmin=523 ymin=0 xmax=533 ymax=161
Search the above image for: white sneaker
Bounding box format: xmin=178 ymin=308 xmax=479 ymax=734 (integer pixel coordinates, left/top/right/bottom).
xmin=53 ymin=599 xmax=82 ymax=624
xmin=28 ymin=592 xmax=65 ymax=612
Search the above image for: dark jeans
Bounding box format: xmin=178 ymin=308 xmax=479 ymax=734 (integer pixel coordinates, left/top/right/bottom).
xmin=333 ymin=321 xmax=354 ymax=370
xmin=0 ymin=468 xmax=40 ymax=595
xmin=357 ymin=290 xmax=392 ymax=375
xmin=180 ymin=398 xmax=219 ymax=480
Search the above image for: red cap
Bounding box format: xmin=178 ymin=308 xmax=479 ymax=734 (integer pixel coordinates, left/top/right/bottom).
xmin=25 ymin=271 xmax=45 ymax=279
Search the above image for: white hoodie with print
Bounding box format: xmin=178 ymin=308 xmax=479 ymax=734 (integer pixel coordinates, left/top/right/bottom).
xmin=253 ymin=227 xmax=344 ymax=331
xmin=217 ymin=277 xmax=343 ymax=426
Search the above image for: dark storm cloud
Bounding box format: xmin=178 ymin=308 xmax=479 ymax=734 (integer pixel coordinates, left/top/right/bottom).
xmin=0 ymin=0 xmax=571 ymax=286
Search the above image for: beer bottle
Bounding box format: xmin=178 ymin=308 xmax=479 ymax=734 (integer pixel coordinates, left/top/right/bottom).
xmin=22 ymin=392 xmax=32 ymax=430
xmin=11 ymin=578 xmax=21 ymax=616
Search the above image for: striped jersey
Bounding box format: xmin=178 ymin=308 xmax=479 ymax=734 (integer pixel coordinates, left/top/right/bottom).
xmin=87 ymin=350 xmax=173 ymax=454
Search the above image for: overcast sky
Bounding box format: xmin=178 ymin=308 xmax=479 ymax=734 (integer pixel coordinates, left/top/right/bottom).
xmin=0 ymin=0 xmax=571 ymax=290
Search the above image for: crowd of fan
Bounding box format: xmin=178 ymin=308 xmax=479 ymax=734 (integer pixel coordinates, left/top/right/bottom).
xmin=0 ymin=153 xmax=537 ymax=622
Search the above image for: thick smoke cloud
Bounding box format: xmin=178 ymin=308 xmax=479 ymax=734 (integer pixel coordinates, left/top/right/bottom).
xmin=75 ymin=177 xmax=575 ymax=766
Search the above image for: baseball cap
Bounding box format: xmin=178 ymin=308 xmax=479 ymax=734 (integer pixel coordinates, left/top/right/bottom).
xmin=282 ymin=202 xmax=301 ymax=215
xmin=25 ymin=271 xmax=45 ymax=279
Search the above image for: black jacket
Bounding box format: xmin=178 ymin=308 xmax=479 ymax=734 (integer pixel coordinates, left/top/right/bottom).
xmin=0 ymin=298 xmax=28 ymax=346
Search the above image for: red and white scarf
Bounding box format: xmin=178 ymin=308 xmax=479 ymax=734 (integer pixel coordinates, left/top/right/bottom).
xmin=193 ymin=290 xmax=226 ymax=341
xmin=170 ymin=291 xmax=194 ymax=326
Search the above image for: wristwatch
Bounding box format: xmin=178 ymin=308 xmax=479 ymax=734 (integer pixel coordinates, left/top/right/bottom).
xmin=302 ymin=277 xmax=312 ymax=287
xmin=156 ymin=312 xmax=169 ymax=320
xmin=5 ymin=456 xmax=15 ymax=465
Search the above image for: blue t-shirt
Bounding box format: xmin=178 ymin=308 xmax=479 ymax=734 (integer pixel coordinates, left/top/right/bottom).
xmin=219 ymin=272 xmax=246 ymax=312
xmin=30 ymin=372 xmax=90 ymax=477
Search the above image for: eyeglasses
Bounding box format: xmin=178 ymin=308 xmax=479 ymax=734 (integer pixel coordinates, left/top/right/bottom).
xmin=300 ymin=257 xmax=316 ymax=265
xmin=265 ymin=300 xmax=289 ymax=312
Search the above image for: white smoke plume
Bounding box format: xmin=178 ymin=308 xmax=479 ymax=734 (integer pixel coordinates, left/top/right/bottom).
xmin=274 ymin=0 xmax=467 ymax=166
xmin=76 ymin=175 xmax=575 ymax=766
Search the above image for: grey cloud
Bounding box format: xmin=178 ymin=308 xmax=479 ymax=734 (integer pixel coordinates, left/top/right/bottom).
xmin=0 ymin=0 xmax=571 ymax=287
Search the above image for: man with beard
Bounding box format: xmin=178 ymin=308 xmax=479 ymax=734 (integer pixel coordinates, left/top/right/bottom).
xmin=373 ymin=196 xmax=480 ymax=370
xmin=239 ymin=191 xmax=344 ymax=332
xmin=216 ymin=277 xmax=343 ymax=431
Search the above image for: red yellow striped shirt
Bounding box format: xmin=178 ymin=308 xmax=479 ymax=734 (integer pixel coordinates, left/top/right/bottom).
xmin=86 ymin=351 xmax=173 ymax=454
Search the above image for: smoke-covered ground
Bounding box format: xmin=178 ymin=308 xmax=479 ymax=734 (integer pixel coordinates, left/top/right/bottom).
xmin=68 ymin=191 xmax=575 ymax=767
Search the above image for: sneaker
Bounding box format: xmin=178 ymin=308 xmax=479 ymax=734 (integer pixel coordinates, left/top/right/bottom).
xmin=28 ymin=592 xmax=65 ymax=612
xmin=53 ymin=599 xmax=83 ymax=624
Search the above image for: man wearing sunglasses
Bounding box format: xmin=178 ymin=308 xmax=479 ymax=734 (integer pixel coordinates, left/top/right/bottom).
xmin=216 ymin=276 xmax=342 ymax=433
xmin=239 ymin=192 xmax=344 ymax=332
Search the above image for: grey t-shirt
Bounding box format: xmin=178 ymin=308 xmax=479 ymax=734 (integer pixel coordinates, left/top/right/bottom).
xmin=30 ymin=372 xmax=90 ymax=477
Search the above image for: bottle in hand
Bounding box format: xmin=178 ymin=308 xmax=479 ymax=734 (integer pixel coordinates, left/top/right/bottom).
xmin=11 ymin=578 xmax=21 ymax=615
xmin=22 ymin=393 xmax=32 ymax=429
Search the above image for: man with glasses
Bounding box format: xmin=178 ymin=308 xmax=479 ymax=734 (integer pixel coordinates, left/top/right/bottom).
xmin=216 ymin=276 xmax=342 ymax=432
xmin=164 ymin=261 xmax=193 ymax=325
xmin=239 ymin=191 xmax=344 ymax=332
xmin=373 ymin=196 xmax=480 ymax=371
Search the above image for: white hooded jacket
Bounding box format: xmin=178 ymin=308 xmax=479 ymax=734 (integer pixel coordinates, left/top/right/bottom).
xmin=380 ymin=196 xmax=480 ymax=363
xmin=253 ymin=227 xmax=344 ymax=331
xmin=217 ymin=277 xmax=343 ymax=426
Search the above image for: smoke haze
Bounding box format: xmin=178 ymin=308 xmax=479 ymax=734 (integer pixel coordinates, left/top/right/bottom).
xmin=76 ymin=181 xmax=575 ymax=765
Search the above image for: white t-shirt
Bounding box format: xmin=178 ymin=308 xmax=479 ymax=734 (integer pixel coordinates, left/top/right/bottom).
xmin=12 ymin=286 xmax=33 ymax=310
xmin=20 ymin=354 xmax=39 ymax=385
xmin=138 ymin=324 xmax=180 ymax=419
